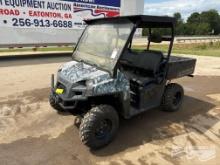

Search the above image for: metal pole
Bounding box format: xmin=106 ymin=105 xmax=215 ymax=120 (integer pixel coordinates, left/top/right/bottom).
xmin=51 ymin=74 xmax=54 ymax=89
xmin=167 ymin=25 xmax=175 ymax=59
xmin=147 ymin=28 xmax=151 ymax=50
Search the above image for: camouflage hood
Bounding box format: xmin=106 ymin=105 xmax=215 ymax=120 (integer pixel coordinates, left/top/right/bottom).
xmin=59 ymin=61 xmax=111 ymax=83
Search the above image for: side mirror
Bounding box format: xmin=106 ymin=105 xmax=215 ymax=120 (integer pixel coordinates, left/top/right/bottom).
xmin=148 ymin=33 xmax=162 ymax=43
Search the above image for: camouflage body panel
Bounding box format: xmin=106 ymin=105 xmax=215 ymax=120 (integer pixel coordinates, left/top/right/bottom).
xmin=93 ymin=71 xmax=129 ymax=95
xmin=57 ymin=61 xmax=130 ymax=97
xmin=60 ymin=61 xmax=110 ymax=83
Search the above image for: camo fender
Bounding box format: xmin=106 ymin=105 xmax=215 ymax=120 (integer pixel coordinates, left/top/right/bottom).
xmin=93 ymin=71 xmax=130 ymax=95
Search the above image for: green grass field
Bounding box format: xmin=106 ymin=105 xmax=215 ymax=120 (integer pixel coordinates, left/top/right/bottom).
xmin=1 ymin=42 xmax=220 ymax=57
xmin=133 ymin=42 xmax=220 ymax=57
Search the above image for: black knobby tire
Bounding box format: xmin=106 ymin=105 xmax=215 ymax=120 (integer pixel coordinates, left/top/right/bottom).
xmin=162 ymin=83 xmax=184 ymax=112
xmin=80 ymin=105 xmax=119 ymax=149
xmin=49 ymin=92 xmax=64 ymax=112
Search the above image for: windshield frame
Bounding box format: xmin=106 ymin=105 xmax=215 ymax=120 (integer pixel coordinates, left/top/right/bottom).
xmin=72 ymin=21 xmax=136 ymax=76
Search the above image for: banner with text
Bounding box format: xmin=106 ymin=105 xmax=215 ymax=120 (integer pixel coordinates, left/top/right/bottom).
xmin=0 ymin=0 xmax=120 ymax=29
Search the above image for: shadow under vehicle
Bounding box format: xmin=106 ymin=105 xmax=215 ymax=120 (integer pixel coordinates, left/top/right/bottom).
xmin=49 ymin=15 xmax=196 ymax=149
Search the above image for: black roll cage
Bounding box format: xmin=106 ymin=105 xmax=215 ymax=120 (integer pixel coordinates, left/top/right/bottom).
xmin=74 ymin=15 xmax=176 ymax=77
xmin=113 ymin=15 xmax=176 ymax=77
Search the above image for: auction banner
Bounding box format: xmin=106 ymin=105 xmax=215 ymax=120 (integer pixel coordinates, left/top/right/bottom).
xmin=0 ymin=0 xmax=120 ymax=46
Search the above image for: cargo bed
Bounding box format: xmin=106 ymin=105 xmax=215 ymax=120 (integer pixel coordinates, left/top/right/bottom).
xmin=167 ymin=56 xmax=196 ymax=79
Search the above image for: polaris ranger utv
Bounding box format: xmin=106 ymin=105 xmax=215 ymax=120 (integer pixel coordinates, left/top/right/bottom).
xmin=49 ymin=15 xmax=196 ymax=149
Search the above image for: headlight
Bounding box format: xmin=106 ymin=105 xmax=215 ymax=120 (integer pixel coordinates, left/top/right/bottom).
xmin=86 ymin=80 xmax=94 ymax=88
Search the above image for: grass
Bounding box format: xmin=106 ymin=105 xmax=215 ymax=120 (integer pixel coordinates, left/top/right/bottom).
xmin=1 ymin=42 xmax=220 ymax=57
xmin=133 ymin=42 xmax=220 ymax=57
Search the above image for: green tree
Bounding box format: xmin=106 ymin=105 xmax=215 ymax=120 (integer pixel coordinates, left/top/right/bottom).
xmin=187 ymin=12 xmax=200 ymax=24
xmin=195 ymin=23 xmax=211 ymax=35
xmin=173 ymin=12 xmax=184 ymax=35
xmin=174 ymin=12 xmax=183 ymax=24
xmin=142 ymin=28 xmax=149 ymax=36
xmin=200 ymin=9 xmax=220 ymax=34
xmin=186 ymin=10 xmax=217 ymax=35
xmin=142 ymin=9 xmax=220 ymax=36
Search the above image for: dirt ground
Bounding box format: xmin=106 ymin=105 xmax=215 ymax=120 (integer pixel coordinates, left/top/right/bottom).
xmin=0 ymin=55 xmax=220 ymax=165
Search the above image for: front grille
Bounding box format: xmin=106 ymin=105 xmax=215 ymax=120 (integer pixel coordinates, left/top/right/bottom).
xmin=75 ymin=91 xmax=83 ymax=95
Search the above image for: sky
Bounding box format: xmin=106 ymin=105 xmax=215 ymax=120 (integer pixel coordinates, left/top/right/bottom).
xmin=144 ymin=0 xmax=220 ymax=20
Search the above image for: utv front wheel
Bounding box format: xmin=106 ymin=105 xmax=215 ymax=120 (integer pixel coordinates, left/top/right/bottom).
xmin=162 ymin=83 xmax=184 ymax=112
xmin=49 ymin=92 xmax=64 ymax=112
xmin=80 ymin=105 xmax=119 ymax=149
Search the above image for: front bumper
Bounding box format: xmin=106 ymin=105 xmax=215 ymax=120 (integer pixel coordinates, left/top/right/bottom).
xmin=51 ymin=74 xmax=88 ymax=110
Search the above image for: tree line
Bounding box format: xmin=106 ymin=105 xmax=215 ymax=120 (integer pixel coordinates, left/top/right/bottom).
xmin=143 ymin=9 xmax=220 ymax=36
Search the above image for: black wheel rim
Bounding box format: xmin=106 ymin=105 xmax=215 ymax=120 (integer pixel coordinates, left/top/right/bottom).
xmin=95 ymin=119 xmax=112 ymax=140
xmin=173 ymin=91 xmax=182 ymax=106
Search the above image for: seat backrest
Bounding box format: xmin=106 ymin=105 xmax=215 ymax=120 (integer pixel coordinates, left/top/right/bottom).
xmin=120 ymin=50 xmax=163 ymax=77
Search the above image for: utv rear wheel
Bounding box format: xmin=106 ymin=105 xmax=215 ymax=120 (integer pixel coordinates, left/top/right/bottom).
xmin=49 ymin=92 xmax=64 ymax=112
xmin=80 ymin=105 xmax=119 ymax=149
xmin=162 ymin=83 xmax=184 ymax=112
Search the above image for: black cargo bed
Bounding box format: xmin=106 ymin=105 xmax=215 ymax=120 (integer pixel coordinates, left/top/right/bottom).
xmin=167 ymin=56 xmax=196 ymax=79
